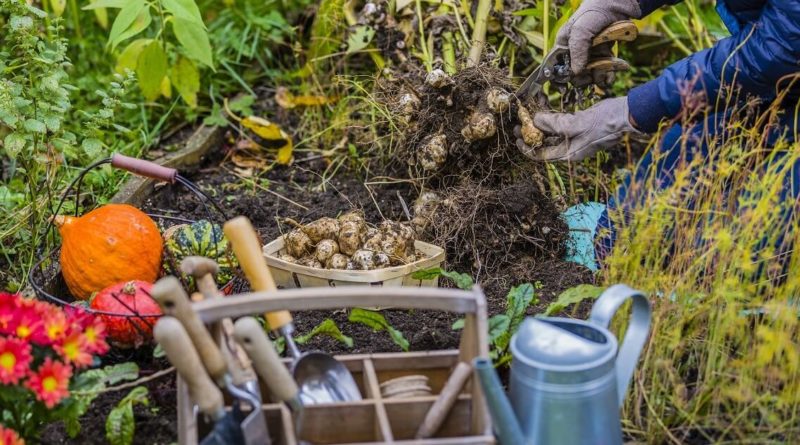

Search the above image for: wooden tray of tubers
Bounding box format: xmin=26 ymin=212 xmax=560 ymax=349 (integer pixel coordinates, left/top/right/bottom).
xmin=263 ymin=212 xmax=445 ymax=288
xmin=263 ymin=238 xmax=444 ymax=288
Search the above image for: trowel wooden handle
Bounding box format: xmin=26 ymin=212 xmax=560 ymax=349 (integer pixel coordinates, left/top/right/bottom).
xmin=154 ymin=316 xmax=224 ymax=418
xmin=151 ymin=276 xmax=228 ymax=383
xmin=223 ymin=216 xmax=293 ymax=331
xmin=233 ymin=317 xmax=300 ymax=406
xmin=592 ymin=20 xmax=638 ymax=46
xmin=415 ymin=362 xmax=472 ymax=439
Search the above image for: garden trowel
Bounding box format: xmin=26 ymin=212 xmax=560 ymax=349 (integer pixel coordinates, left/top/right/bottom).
xmin=223 ymin=216 xmax=362 ymax=404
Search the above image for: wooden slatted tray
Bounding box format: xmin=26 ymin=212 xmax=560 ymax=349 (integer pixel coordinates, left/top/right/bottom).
xmin=177 ymin=286 xmax=495 ymax=445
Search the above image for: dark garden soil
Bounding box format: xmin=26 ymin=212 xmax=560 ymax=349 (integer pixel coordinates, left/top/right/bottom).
xmin=41 ymin=140 xmax=592 ymax=444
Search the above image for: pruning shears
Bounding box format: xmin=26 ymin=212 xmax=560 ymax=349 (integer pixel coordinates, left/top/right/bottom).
xmin=516 ymin=20 xmax=639 ymax=106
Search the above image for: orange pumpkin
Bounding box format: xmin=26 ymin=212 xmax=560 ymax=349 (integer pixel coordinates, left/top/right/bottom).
xmin=54 ymin=204 xmax=163 ymax=300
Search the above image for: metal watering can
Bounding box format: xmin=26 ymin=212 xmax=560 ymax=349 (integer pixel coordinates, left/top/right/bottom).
xmin=475 ymin=284 xmax=651 ymax=445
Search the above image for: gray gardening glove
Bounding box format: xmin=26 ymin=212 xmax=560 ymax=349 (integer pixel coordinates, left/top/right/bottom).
xmin=557 ymin=0 xmax=642 ymax=74
xmin=515 ymin=97 xmax=640 ymax=162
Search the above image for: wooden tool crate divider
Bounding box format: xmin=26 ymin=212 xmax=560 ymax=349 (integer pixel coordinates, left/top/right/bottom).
xmin=178 ymin=286 xmax=495 ymax=445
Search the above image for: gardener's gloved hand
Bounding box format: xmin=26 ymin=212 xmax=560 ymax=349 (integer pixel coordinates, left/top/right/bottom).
xmin=557 ymin=0 xmax=642 ymax=74
xmin=515 ymin=96 xmax=641 ymax=162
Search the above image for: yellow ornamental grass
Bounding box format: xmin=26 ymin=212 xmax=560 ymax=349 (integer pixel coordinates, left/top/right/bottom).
xmin=604 ymin=93 xmax=800 ymax=441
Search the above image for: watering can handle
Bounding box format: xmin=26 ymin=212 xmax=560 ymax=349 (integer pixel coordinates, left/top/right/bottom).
xmin=589 ymin=284 xmax=651 ymax=406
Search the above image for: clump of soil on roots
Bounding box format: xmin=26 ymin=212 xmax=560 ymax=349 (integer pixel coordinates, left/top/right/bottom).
xmin=376 ymin=65 xmax=580 ymax=301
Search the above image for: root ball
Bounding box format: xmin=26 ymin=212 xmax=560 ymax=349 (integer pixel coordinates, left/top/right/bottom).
xmin=461 ymin=112 xmax=496 ymax=142
xmin=338 ymin=220 xmax=366 ymax=256
xmin=315 ymin=239 xmax=340 ymax=263
xmin=425 ymin=69 xmax=452 ymax=89
xmin=517 ymin=105 xmax=544 ymax=148
xmin=326 ymin=253 xmax=350 ymax=270
xmin=412 ymin=191 xmax=441 ymax=233
xmin=277 ymin=253 xmax=297 ymax=263
xmin=486 ymin=88 xmax=511 ymax=113
xmin=297 ymin=257 xmax=323 ymax=269
xmin=302 ymin=217 xmax=340 ymax=243
xmin=373 ymin=252 xmax=391 ymax=268
xmin=418 ymin=133 xmax=448 ymax=172
xmin=351 ymin=250 xmax=375 ymax=270
xmin=285 ymin=229 xmax=313 ymax=258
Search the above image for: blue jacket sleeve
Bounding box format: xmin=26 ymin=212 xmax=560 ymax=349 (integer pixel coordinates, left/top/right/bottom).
xmin=628 ymin=1 xmax=800 ymax=133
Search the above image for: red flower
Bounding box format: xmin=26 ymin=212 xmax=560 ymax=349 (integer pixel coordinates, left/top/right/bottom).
xmin=9 ymin=311 xmax=44 ymax=345
xmin=0 ymin=425 xmax=24 ymax=445
xmin=42 ymin=312 xmax=68 ymax=345
xmin=26 ymin=358 xmax=72 ymax=408
xmin=81 ymin=321 xmax=109 ymax=355
xmin=0 ymin=296 xmax=14 ymax=336
xmin=55 ymin=333 xmax=93 ymax=368
xmin=0 ymin=337 xmax=32 ymax=385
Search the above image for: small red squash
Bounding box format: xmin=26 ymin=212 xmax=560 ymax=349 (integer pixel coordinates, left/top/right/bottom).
xmin=54 ymin=204 xmax=163 ymax=301
xmin=90 ymin=281 xmax=162 ymax=348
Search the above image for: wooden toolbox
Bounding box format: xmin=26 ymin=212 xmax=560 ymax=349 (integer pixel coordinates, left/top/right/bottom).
xmin=177 ymin=286 xmax=495 ymax=445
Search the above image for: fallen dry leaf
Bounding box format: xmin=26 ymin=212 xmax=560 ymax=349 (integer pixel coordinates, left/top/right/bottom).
xmin=275 ymin=87 xmax=331 ymax=109
xmin=240 ymin=116 xmax=294 ymax=165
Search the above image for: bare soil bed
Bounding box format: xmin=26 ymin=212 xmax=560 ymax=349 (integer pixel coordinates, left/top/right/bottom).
xmin=41 ymin=145 xmax=591 ymax=444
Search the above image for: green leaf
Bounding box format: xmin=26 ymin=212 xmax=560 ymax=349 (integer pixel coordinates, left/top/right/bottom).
xmin=59 ymin=363 xmax=140 ymax=437
xmin=203 ymin=102 xmax=228 ymax=127
xmin=107 ymin=0 xmax=146 ymax=50
xmin=488 ymin=314 xmax=511 ymax=343
xmin=228 ymin=95 xmax=255 ymax=116
xmin=346 ymin=25 xmax=375 ymax=53
xmin=82 ymin=0 xmax=130 ymax=10
xmin=152 ymin=343 xmax=165 ymax=358
xmin=411 ymin=267 xmax=443 ymax=281
xmin=24 ymin=119 xmax=47 ymax=133
xmin=451 ymin=318 xmax=464 ymax=330
xmin=116 ymin=38 xmax=151 ymax=74
xmin=172 ymin=18 xmax=213 ymax=69
xmin=544 ymin=284 xmax=605 ymax=316
xmin=161 ymin=0 xmax=203 ymax=25
xmin=106 ymin=386 xmax=149 ymax=445
xmin=505 ymin=283 xmax=536 ymax=334
xmin=170 ymin=56 xmax=200 ymax=108
xmin=349 ymin=308 xmax=409 ymax=351
xmin=3 ymin=133 xmax=27 ymax=159
xmin=440 ymin=270 xmax=474 ymax=290
xmin=82 ymin=138 xmax=104 ymax=159
xmin=112 ymin=8 xmax=152 ymax=51
xmin=295 ymin=319 xmax=353 ymax=348
xmin=136 ymin=41 xmax=168 ymax=101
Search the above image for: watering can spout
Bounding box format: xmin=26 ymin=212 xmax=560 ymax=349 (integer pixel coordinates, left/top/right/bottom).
xmin=473 ymin=358 xmax=525 ymax=445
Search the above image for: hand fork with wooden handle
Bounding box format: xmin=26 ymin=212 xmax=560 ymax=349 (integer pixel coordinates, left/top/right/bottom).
xmin=151 ymin=276 xmax=270 ymax=445
xmin=223 ymin=216 xmax=362 ymax=403
xmin=154 ymin=316 xmax=244 ymax=445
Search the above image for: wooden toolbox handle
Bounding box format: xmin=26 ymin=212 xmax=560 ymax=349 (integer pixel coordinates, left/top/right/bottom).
xmin=192 ymin=285 xmax=487 ymax=324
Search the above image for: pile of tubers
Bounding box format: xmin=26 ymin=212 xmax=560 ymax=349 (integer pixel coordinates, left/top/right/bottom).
xmin=278 ymin=212 xmax=419 ymax=270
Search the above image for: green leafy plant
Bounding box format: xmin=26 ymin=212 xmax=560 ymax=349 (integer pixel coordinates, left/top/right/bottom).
xmin=544 ymin=284 xmax=604 ymax=316
xmin=83 ymin=0 xmax=212 ymax=106
xmin=294 ymin=319 xmax=353 ymax=348
xmin=273 ymin=318 xmax=352 ymax=353
xmin=105 ymin=386 xmax=149 ymax=445
xmin=454 ymin=283 xmax=538 ymax=366
xmin=349 ymin=308 xmax=409 ymax=352
xmin=411 ymin=267 xmax=474 ymax=290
